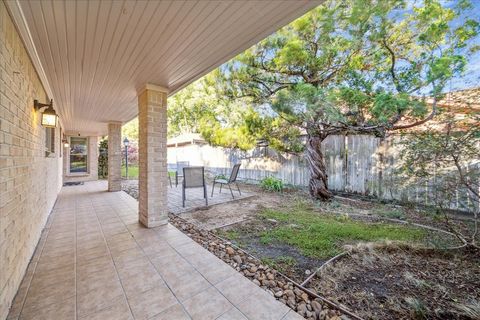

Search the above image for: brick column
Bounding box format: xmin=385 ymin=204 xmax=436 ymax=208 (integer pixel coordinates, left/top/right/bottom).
xmin=138 ymin=84 xmax=169 ymax=227
xmin=108 ymin=122 xmax=122 ymax=192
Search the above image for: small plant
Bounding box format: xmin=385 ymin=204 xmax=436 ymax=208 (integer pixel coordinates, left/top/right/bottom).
xmin=404 ymin=272 xmax=430 ymax=289
xmin=215 ymin=174 xmax=228 ymax=180
xmin=336 ymin=213 xmax=350 ymax=222
xmin=405 ymin=297 xmax=428 ymax=319
xmin=455 ymin=300 xmax=480 ymax=319
xmin=381 ymin=209 xmax=406 ymax=220
xmin=261 ymin=176 xmax=283 ymax=192
xmin=222 ymin=230 xmax=240 ymax=241
xmin=260 ymin=256 xmax=296 ymax=273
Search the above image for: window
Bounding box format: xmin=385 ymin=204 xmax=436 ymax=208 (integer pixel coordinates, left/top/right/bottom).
xmin=69 ymin=137 xmax=88 ymax=173
xmin=45 ymin=127 xmax=55 ymax=156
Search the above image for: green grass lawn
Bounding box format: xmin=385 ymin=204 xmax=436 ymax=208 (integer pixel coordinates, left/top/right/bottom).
xmin=260 ymin=204 xmax=426 ymax=259
xmin=122 ymin=165 xmax=139 ymax=179
xmin=121 ymin=166 xmax=177 ymax=179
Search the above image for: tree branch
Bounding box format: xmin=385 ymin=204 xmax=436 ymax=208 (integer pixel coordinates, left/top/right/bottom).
xmin=382 ymin=39 xmax=402 ymax=92
xmin=391 ymin=97 xmax=438 ymax=130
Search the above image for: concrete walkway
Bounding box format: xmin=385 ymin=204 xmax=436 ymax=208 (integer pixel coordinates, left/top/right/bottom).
xmin=7 ymin=181 xmax=302 ymax=320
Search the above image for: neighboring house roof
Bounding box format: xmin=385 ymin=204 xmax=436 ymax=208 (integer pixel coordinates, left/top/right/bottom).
xmin=405 ymin=87 xmax=479 ymax=133
xmin=167 ymin=133 xmax=206 ymax=147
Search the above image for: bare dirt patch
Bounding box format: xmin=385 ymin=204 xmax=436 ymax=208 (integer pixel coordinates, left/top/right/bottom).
xmin=311 ymin=245 xmax=480 ymax=320
xmin=179 ymin=184 xmax=299 ymax=230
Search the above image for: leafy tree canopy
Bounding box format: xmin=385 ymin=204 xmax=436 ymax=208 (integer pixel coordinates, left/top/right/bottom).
xmin=122 ymin=118 xmax=138 ymax=141
xmin=220 ymin=0 xmax=479 ymax=146
xmin=167 ymin=71 xmax=257 ymax=150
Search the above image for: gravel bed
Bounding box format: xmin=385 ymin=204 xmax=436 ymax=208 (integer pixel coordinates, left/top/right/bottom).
xmin=170 ymin=214 xmax=351 ymax=320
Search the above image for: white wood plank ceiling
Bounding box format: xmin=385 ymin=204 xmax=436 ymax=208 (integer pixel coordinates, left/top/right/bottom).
xmin=7 ymin=0 xmax=322 ymax=135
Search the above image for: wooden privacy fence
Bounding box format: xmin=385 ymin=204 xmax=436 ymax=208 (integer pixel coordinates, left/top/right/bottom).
xmin=167 ymin=134 xmax=479 ymax=212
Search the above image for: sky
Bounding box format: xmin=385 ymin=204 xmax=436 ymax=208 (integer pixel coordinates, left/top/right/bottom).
xmin=446 ymin=0 xmax=480 ymax=90
xmin=216 ymin=0 xmax=480 ymax=93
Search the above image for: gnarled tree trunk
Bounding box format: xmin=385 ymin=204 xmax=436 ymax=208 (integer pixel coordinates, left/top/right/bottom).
xmin=306 ymin=135 xmax=332 ymax=201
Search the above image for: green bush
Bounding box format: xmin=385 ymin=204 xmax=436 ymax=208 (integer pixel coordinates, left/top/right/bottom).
xmin=260 ymin=176 xmax=283 ymax=192
xmin=215 ymin=174 xmax=228 ymax=180
xmin=98 ymin=138 xmax=108 ymax=179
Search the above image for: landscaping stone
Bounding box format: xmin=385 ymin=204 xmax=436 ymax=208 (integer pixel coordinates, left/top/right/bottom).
xmin=301 ymin=292 xmax=310 ymax=303
xmin=232 ymin=255 xmax=243 ymax=264
xmin=297 ymin=302 xmax=308 ymax=316
xmin=169 ymin=214 xmax=345 ymax=320
xmin=311 ymin=300 xmax=322 ymax=313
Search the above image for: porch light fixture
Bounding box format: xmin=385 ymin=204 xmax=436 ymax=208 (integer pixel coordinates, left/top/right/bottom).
xmin=34 ymin=99 xmax=58 ymax=128
xmin=62 ymin=138 xmax=69 ymax=148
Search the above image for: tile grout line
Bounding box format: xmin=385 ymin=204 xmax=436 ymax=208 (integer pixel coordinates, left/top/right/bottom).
xmin=120 ymin=188 xmax=253 ymax=319
xmin=117 ymin=182 xmax=276 ymax=320
xmin=170 ymin=241 xmax=252 ymax=320
xmin=171 ymin=232 xmax=292 ymax=320
xmin=15 ymin=206 xmax=60 ymax=319
xmin=112 ymin=211 xmax=193 ymax=319
xmin=81 ymin=187 xmax=135 ymax=319
xmin=88 ymin=183 xmax=265 ymax=320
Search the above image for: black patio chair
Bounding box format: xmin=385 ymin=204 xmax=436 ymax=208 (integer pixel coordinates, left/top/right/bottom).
xmin=211 ymin=163 xmax=241 ymax=199
xmin=175 ymin=161 xmax=190 ymax=187
xmin=182 ymin=166 xmax=208 ymax=207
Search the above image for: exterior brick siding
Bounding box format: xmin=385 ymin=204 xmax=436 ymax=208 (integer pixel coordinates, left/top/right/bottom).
xmin=0 ymin=3 xmax=63 ymax=318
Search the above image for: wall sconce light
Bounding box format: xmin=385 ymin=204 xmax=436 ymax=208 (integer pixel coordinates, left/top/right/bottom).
xmin=62 ymin=137 xmax=69 ymax=148
xmin=34 ymin=99 xmax=58 ymax=128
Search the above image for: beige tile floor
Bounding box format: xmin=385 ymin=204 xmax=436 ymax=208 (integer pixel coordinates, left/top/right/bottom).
xmin=7 ymin=181 xmax=302 ymax=320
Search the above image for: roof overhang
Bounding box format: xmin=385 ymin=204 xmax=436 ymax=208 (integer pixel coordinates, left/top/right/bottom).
xmin=6 ymin=0 xmax=322 ymax=135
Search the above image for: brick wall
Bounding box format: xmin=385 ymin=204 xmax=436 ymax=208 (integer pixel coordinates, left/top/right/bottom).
xmin=0 ymin=3 xmax=63 ymax=318
xmin=63 ymin=135 xmax=99 ymax=183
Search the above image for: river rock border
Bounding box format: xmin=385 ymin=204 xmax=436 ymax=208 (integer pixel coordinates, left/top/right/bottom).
xmin=169 ymin=214 xmax=348 ymax=320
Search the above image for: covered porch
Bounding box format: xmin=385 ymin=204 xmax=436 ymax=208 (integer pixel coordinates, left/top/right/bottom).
xmin=7 ymin=181 xmax=300 ymax=320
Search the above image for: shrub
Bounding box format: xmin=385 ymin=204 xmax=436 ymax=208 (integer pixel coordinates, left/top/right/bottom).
xmin=261 ymin=176 xmax=283 ymax=192
xmin=98 ymin=138 xmax=108 ymax=179
xmin=215 ymin=174 xmax=228 ymax=180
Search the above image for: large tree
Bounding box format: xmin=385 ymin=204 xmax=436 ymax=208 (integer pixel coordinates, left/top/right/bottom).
xmin=220 ymin=0 xmax=479 ymax=200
